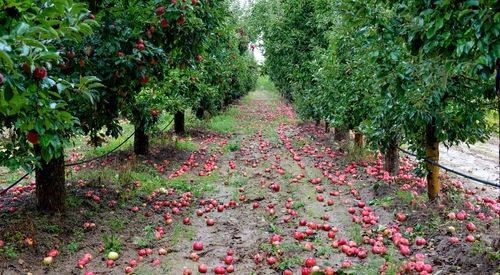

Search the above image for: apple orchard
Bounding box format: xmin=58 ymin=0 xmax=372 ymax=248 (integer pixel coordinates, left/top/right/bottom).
xmin=0 ymin=0 xmax=498 ymax=275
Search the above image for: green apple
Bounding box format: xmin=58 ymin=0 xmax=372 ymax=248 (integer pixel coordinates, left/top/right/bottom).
xmin=108 ymin=251 xmax=119 ymax=260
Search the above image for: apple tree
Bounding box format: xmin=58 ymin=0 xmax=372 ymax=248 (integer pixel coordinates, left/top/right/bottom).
xmin=0 ymin=0 xmax=101 ymax=211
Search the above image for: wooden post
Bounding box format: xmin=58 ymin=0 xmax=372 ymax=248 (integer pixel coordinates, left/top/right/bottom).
xmin=426 ymin=122 xmax=440 ymax=200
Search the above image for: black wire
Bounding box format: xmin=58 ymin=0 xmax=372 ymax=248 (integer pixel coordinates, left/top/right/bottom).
xmin=0 ymin=173 xmax=29 ymax=196
xmin=397 ymin=147 xmax=500 ymax=189
xmin=1 ymin=128 xmax=138 ymax=196
xmin=160 ymin=117 xmax=175 ymax=132
xmin=1 ymin=118 xmax=175 ymax=196
xmin=64 ymin=129 xmax=136 ymax=167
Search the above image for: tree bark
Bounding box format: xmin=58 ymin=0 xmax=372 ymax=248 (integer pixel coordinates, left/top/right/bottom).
xmin=334 ymin=126 xmax=348 ymax=142
xmin=35 ymin=149 xmax=66 ymax=212
xmin=134 ymin=124 xmax=149 ymax=155
xmin=315 ymin=119 xmax=320 ymax=127
xmin=354 ymin=132 xmax=363 ymax=148
xmin=384 ymin=137 xmax=399 ymax=176
xmin=426 ymin=122 xmax=440 ymax=200
xmin=174 ymin=110 xmax=185 ymax=135
xmin=325 ymin=122 xmax=329 ymax=133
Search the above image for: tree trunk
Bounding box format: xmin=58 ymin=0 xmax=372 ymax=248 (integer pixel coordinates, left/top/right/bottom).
xmin=354 ymin=132 xmax=363 ymax=148
xmin=315 ymin=119 xmax=320 ymax=127
xmin=35 ymin=149 xmax=66 ymax=212
xmin=195 ymin=108 xmax=204 ymax=120
xmin=426 ymin=122 xmax=440 ymax=200
xmin=384 ymin=137 xmax=399 ymax=176
xmin=325 ymin=122 xmax=329 ymax=133
xmin=174 ymin=110 xmax=185 ymax=135
xmin=134 ymin=124 xmax=149 ymax=155
xmin=334 ymin=126 xmax=348 ymax=142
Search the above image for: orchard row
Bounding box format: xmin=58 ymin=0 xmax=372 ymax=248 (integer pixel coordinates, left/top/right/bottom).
xmin=0 ymin=0 xmax=258 ymax=211
xmin=248 ymin=0 xmax=499 ymax=199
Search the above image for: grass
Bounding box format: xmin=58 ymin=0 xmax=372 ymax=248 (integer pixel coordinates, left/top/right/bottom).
xmin=255 ymin=75 xmax=278 ymax=92
xmin=103 ymin=216 xmax=127 ymax=233
xmin=207 ymin=112 xmax=240 ymax=133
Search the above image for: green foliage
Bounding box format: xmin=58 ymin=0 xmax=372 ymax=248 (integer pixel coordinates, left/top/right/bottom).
xmin=0 ymin=0 xmax=99 ymax=168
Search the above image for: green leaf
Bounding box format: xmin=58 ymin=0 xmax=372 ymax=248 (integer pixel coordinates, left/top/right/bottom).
xmin=435 ymin=18 xmax=444 ymax=30
xmin=26 ymin=26 xmax=50 ymax=36
xmin=0 ymin=50 xmax=14 ymax=69
xmin=37 ymin=51 xmax=61 ymax=61
xmin=426 ymin=26 xmax=436 ymax=39
xmin=13 ymin=22 xmax=30 ymax=36
xmin=22 ymin=38 xmax=46 ymax=49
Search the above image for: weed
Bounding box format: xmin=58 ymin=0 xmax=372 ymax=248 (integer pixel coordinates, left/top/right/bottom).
xmin=469 ymin=239 xmax=500 ymax=262
xmin=62 ymin=228 xmax=84 ymax=255
xmin=228 ymin=175 xmax=248 ymax=187
xmin=167 ymin=224 xmax=186 ymax=246
xmin=207 ymin=112 xmax=240 ymax=133
xmin=316 ymin=245 xmax=334 ymax=256
xmin=67 ymin=195 xmax=83 ymax=208
xmin=269 ymin=223 xmax=283 ymax=235
xmin=275 ymin=255 xmax=302 ymax=270
xmin=349 ymin=224 xmax=363 ymax=245
xmin=0 ymin=243 xmax=19 ymax=258
xmin=290 ymin=201 xmax=305 ymax=210
xmin=102 ymin=233 xmax=123 ymax=254
xmin=227 ymin=143 xmax=240 ymax=151
xmin=134 ymin=226 xmax=158 ymax=249
xmin=367 ymin=196 xmax=393 ymax=206
xmin=426 ymin=216 xmax=441 ymax=232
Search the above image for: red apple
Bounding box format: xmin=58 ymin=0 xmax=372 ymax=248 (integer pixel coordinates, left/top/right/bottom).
xmin=193 ymin=242 xmax=203 ymax=251
xmin=416 ymin=238 xmax=426 ymax=246
xmin=225 ymin=255 xmax=233 ymax=264
xmin=214 ymin=266 xmax=225 ymax=274
xmin=305 ymin=257 xmax=316 ymax=267
xmin=466 ymin=234 xmax=475 ymax=242
xmin=466 ymin=222 xmax=476 ymax=232
xmin=198 ymin=264 xmax=207 ymax=273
